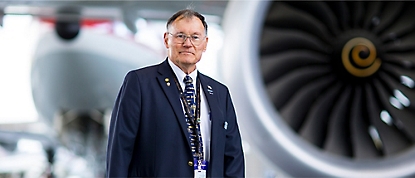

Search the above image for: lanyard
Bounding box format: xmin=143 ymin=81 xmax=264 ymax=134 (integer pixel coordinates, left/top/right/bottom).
xmin=171 ymin=73 xmax=203 ymax=160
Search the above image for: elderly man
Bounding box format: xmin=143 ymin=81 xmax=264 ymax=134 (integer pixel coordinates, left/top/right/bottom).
xmin=106 ymin=9 xmax=245 ymax=177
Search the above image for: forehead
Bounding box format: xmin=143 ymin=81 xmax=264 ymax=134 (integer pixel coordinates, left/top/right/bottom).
xmin=170 ymin=16 xmax=205 ymax=34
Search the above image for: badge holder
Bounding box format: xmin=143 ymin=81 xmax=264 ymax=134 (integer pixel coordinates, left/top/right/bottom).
xmin=194 ymin=159 xmax=208 ymax=178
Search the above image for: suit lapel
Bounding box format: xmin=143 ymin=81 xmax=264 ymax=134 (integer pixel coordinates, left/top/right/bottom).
xmin=157 ymin=59 xmax=191 ymax=147
xmin=198 ymin=72 xmax=224 ymax=165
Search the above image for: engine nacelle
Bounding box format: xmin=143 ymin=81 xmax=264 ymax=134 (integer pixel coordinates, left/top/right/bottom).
xmin=221 ymin=1 xmax=415 ymax=177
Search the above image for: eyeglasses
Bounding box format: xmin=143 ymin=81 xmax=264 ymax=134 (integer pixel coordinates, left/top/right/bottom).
xmin=168 ymin=32 xmax=206 ymax=46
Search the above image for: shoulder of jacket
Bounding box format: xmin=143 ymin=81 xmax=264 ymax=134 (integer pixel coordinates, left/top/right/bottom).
xmin=129 ymin=63 xmax=161 ymax=76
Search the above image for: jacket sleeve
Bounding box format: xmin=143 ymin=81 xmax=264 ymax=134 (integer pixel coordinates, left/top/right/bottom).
xmin=106 ymin=71 xmax=141 ymax=177
xmin=223 ymin=88 xmax=245 ymax=177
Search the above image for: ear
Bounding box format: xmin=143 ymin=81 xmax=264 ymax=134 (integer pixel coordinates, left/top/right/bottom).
xmin=163 ymin=32 xmax=169 ymax=48
xmin=203 ymin=36 xmax=209 ymax=52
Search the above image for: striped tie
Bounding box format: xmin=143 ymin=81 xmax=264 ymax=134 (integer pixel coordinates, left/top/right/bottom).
xmin=183 ymin=76 xmax=196 ymax=117
xmin=183 ymin=76 xmax=203 ymax=160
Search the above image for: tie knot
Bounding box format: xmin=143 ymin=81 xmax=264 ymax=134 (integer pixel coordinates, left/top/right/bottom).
xmin=183 ymin=76 xmax=193 ymax=84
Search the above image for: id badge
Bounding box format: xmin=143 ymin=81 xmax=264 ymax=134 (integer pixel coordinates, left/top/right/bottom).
xmin=194 ymin=159 xmax=208 ymax=178
xmin=194 ymin=169 xmax=206 ymax=178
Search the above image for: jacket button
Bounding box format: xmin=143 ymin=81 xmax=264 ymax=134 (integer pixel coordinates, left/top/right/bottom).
xmin=188 ymin=161 xmax=193 ymax=166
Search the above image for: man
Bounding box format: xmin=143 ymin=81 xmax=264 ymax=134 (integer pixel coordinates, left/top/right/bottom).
xmin=106 ymin=9 xmax=245 ymax=177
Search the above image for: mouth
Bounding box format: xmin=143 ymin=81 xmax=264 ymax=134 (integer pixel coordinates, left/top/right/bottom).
xmin=179 ymin=51 xmax=194 ymax=55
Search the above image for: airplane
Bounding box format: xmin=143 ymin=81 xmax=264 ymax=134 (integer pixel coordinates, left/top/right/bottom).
xmin=1 ymin=0 xmax=415 ymax=177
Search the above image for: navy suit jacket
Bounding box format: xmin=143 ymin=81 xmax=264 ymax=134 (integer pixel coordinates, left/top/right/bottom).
xmin=106 ymin=59 xmax=245 ymax=177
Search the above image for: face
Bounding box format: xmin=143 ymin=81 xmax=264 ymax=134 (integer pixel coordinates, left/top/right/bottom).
xmin=164 ymin=16 xmax=208 ymax=74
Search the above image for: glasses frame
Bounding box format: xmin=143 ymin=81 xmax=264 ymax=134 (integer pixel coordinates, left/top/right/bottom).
xmin=167 ymin=32 xmax=206 ymax=46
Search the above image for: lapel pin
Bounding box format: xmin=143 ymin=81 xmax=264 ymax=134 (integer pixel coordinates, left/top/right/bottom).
xmin=224 ymin=121 xmax=228 ymax=130
xmin=207 ymin=85 xmax=213 ymax=95
xmin=165 ymin=78 xmax=170 ymax=86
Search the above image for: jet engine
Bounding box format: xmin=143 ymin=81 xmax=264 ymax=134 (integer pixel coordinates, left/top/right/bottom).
xmin=222 ymin=1 xmax=415 ymax=177
xmin=31 ymin=28 xmax=161 ymax=176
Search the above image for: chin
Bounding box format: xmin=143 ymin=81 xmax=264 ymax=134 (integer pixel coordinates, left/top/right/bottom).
xmin=178 ymin=57 xmax=196 ymax=63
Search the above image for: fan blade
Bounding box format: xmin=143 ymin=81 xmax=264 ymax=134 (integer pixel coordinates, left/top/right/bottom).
xmin=379 ymin=4 xmax=415 ymax=42
xmin=369 ymin=80 xmax=411 ymax=155
xmin=260 ymin=28 xmax=330 ymax=56
xmin=382 ymin=64 xmax=415 ymax=89
xmin=350 ymin=1 xmax=364 ymax=28
xmin=379 ymin=70 xmax=415 ymax=111
xmin=376 ymin=71 xmax=415 ymax=141
xmin=362 ymin=1 xmax=382 ymax=30
xmin=350 ymin=86 xmax=380 ymax=159
xmin=372 ymin=1 xmax=404 ymax=34
xmin=326 ymin=1 xmax=350 ymax=31
xmin=380 ymin=97 xmax=415 ymax=143
xmin=383 ymin=32 xmax=415 ymax=53
xmin=265 ymin=1 xmax=333 ymax=43
xmin=261 ymin=50 xmax=329 ymax=84
xmin=324 ymin=86 xmax=352 ymax=157
xmin=280 ymin=75 xmax=336 ymax=131
xmin=284 ymin=1 xmax=341 ymax=36
xmin=382 ymin=53 xmax=415 ymax=69
xmin=267 ymin=66 xmax=331 ymax=110
xmin=300 ymin=82 xmax=342 ymax=148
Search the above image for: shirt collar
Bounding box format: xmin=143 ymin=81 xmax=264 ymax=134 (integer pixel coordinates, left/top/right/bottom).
xmin=168 ymin=58 xmax=198 ymax=89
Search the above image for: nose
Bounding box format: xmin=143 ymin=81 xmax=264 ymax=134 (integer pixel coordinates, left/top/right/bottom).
xmin=183 ymin=36 xmax=193 ymax=46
